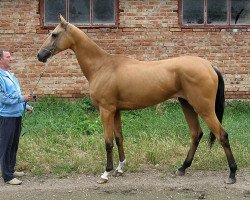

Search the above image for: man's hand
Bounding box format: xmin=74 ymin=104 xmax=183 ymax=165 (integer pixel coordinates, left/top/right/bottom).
xmin=27 ymin=106 xmax=34 ymax=113
xmin=23 ymin=94 xmax=32 ymax=102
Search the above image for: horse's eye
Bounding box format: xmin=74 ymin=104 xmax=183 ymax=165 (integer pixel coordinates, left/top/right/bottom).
xmin=52 ymin=33 xmax=57 ymax=38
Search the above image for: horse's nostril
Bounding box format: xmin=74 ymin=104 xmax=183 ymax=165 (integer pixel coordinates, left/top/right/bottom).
xmin=37 ymin=53 xmax=42 ymax=61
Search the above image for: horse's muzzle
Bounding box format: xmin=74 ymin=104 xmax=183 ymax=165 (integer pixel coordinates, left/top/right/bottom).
xmin=37 ymin=50 xmax=52 ymax=63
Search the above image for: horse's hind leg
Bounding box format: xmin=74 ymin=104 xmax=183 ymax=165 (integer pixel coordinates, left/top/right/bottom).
xmin=176 ymin=98 xmax=203 ymax=176
xmin=201 ymin=113 xmax=237 ymax=184
xmin=113 ymin=110 xmax=126 ymax=177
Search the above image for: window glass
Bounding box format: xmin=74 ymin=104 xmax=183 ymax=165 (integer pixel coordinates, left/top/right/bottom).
xmin=69 ymin=0 xmax=90 ymax=24
xmin=207 ymin=0 xmax=228 ymax=24
xmin=231 ymin=0 xmax=250 ymax=25
xmin=93 ymin=0 xmax=115 ymax=24
xmin=45 ymin=0 xmax=66 ymax=24
xmin=183 ymin=0 xmax=204 ymax=24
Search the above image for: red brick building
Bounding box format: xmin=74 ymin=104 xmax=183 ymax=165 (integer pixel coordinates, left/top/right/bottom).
xmin=0 ymin=0 xmax=249 ymax=99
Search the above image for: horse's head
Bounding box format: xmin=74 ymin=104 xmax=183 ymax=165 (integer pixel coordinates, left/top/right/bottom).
xmin=37 ymin=15 xmax=71 ymax=63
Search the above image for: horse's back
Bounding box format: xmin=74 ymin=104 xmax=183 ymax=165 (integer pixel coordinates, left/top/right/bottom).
xmin=115 ymin=55 xmax=217 ymax=96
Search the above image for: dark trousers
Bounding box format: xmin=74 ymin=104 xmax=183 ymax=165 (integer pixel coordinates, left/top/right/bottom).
xmin=0 ymin=116 xmax=22 ymax=182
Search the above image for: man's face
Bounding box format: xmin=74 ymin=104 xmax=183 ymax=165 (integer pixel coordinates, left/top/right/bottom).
xmin=0 ymin=51 xmax=13 ymax=70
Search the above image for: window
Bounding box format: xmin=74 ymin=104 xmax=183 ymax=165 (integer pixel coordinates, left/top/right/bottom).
xmin=180 ymin=0 xmax=250 ymax=27
xmin=39 ymin=0 xmax=118 ymax=28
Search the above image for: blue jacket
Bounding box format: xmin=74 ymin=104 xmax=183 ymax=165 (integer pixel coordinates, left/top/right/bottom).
xmin=0 ymin=68 xmax=27 ymax=117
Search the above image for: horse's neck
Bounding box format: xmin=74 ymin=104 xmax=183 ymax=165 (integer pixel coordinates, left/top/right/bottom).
xmin=69 ymin=25 xmax=109 ymax=81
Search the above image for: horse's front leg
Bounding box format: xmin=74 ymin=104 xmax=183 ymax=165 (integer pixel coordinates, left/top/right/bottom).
xmin=97 ymin=106 xmax=116 ymax=184
xmin=113 ymin=110 xmax=126 ymax=177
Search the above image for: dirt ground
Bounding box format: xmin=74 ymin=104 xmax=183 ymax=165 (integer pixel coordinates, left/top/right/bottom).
xmin=0 ymin=169 xmax=249 ymax=200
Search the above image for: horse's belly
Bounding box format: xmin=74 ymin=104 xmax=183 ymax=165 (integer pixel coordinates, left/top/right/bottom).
xmin=117 ymin=100 xmax=157 ymax=110
xmin=117 ymin=90 xmax=175 ymax=110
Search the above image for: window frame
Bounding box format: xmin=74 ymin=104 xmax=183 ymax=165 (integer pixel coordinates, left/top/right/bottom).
xmin=39 ymin=0 xmax=119 ymax=29
xmin=178 ymin=0 xmax=250 ymax=28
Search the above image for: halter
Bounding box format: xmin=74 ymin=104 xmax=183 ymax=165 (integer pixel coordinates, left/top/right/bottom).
xmin=42 ymin=48 xmax=55 ymax=56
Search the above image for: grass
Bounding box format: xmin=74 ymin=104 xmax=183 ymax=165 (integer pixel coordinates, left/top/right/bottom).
xmin=18 ymin=97 xmax=250 ymax=176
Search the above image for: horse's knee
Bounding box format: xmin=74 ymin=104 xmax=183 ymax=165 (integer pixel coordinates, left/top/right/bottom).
xmin=106 ymin=143 xmax=114 ymax=153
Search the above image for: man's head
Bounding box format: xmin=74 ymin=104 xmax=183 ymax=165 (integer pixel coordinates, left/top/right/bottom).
xmin=0 ymin=49 xmax=13 ymax=71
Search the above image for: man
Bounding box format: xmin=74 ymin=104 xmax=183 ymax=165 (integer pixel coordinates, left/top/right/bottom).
xmin=0 ymin=49 xmax=33 ymax=185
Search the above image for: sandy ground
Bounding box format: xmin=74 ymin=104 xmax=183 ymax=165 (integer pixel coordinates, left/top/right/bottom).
xmin=0 ymin=169 xmax=249 ymax=200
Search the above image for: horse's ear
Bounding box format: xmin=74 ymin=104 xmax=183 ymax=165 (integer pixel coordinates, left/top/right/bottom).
xmin=59 ymin=14 xmax=68 ymax=29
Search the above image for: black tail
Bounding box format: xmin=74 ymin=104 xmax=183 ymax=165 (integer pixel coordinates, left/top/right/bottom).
xmin=209 ymin=66 xmax=225 ymax=148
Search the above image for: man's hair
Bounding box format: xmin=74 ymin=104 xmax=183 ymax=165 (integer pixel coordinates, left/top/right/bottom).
xmin=0 ymin=49 xmax=8 ymax=58
xmin=0 ymin=49 xmax=5 ymax=58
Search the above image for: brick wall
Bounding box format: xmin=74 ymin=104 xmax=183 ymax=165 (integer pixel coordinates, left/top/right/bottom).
xmin=0 ymin=0 xmax=249 ymax=99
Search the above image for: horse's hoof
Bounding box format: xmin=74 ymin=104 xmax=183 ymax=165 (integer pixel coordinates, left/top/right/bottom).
xmin=224 ymin=177 xmax=236 ymax=184
xmin=113 ymin=170 xmax=123 ymax=177
xmin=176 ymin=169 xmax=185 ymax=176
xmin=97 ymin=178 xmax=108 ymax=184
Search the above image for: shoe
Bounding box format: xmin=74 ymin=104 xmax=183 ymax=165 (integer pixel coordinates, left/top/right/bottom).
xmin=6 ymin=178 xmax=22 ymax=185
xmin=14 ymin=171 xmax=25 ymax=177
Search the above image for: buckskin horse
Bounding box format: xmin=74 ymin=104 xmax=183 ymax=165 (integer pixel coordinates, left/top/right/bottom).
xmin=37 ymin=15 xmax=237 ymax=184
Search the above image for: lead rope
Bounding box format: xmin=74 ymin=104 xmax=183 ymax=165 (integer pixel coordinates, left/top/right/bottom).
xmin=31 ymin=61 xmax=49 ymax=99
xmin=22 ymin=60 xmax=50 ymax=136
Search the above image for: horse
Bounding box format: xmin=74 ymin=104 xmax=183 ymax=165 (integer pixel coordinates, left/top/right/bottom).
xmin=37 ymin=15 xmax=237 ymax=184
